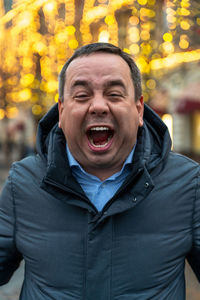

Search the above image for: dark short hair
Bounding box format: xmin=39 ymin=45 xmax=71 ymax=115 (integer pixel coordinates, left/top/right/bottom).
xmin=58 ymin=42 xmax=142 ymax=102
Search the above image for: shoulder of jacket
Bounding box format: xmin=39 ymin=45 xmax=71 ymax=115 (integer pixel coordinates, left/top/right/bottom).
xmin=9 ymin=154 xmax=46 ymax=181
xmin=169 ymin=151 xmax=199 ymax=168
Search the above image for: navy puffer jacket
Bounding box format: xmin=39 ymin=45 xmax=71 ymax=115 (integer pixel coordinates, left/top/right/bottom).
xmin=0 ymin=104 xmax=200 ymax=299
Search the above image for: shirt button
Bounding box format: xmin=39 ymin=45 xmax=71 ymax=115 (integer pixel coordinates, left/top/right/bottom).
xmin=145 ymin=182 xmax=149 ymax=188
xmin=132 ymin=197 xmax=137 ymax=202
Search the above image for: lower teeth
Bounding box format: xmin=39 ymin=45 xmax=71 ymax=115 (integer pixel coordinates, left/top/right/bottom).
xmin=89 ymin=137 xmax=111 ymax=148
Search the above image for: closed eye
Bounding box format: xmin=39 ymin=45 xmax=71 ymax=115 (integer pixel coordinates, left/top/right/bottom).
xmin=74 ymin=94 xmax=90 ymax=101
xmin=107 ymin=92 xmax=124 ymax=99
xmin=109 ymin=93 xmax=122 ymax=97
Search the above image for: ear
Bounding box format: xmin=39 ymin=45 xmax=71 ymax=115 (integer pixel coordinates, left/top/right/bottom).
xmin=136 ymin=96 xmax=144 ymax=127
xmin=58 ymin=98 xmax=64 ymax=128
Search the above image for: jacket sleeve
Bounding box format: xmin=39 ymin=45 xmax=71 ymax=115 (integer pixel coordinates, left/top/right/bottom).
xmin=0 ymin=169 xmax=23 ymax=285
xmin=186 ymin=167 xmax=200 ymax=282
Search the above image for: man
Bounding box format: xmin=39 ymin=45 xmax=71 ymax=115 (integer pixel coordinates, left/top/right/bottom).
xmin=0 ymin=42 xmax=199 ymax=299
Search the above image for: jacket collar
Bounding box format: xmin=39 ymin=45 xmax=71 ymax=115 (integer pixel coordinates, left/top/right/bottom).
xmin=38 ymin=103 xmax=171 ymax=216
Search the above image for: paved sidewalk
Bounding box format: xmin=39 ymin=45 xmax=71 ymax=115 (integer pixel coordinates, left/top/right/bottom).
xmin=0 ymin=263 xmax=24 ymax=300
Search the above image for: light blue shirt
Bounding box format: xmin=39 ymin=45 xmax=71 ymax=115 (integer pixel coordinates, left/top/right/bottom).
xmin=66 ymin=145 xmax=135 ymax=212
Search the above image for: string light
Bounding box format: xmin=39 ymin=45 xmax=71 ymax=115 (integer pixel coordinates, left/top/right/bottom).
xmin=0 ymin=0 xmax=199 ymax=119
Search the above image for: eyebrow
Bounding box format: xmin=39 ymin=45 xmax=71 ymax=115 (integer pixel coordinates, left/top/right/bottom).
xmin=104 ymin=80 xmax=126 ymax=90
xmin=71 ymin=80 xmax=90 ymax=89
xmin=70 ymin=79 xmax=127 ymax=92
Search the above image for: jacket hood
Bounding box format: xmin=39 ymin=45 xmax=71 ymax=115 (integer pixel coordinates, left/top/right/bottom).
xmin=36 ymin=103 xmax=60 ymax=160
xmin=140 ymin=104 xmax=171 ymax=169
xmin=36 ymin=103 xmax=171 ymax=170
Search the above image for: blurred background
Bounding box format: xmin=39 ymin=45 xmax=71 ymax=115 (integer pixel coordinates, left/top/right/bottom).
xmin=0 ymin=0 xmax=199 ymax=299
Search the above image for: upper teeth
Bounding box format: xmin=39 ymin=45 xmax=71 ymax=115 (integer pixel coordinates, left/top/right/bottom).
xmin=90 ymin=127 xmax=109 ymax=131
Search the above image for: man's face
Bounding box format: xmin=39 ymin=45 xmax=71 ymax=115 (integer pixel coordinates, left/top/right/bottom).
xmin=59 ymin=52 xmax=144 ymax=180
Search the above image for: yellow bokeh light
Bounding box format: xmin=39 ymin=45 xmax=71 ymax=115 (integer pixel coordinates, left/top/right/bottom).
xmin=143 ymin=92 xmax=149 ymax=102
xmin=140 ymin=30 xmax=150 ymax=41
xmin=180 ymin=34 xmax=188 ymax=40
xmin=136 ymin=56 xmax=150 ymax=73
xmin=32 ymin=104 xmax=42 ymax=115
xmin=7 ymin=76 xmax=18 ymax=86
xmin=179 ymin=39 xmax=189 ymax=49
xmin=21 ymin=59 xmax=33 ymax=70
xmin=132 ymin=7 xmax=138 ymax=15
xmin=123 ymin=48 xmax=131 ymax=54
xmin=129 ymin=16 xmax=139 ymax=26
xmin=98 ymin=30 xmax=110 ymax=43
xmin=33 ymin=41 xmax=46 ymax=55
xmin=168 ymin=23 xmax=177 ymax=30
xmin=167 ymin=15 xmax=176 ymax=24
xmin=85 ymin=6 xmax=107 ymax=23
xmin=140 ymin=8 xmax=155 ymax=18
xmin=180 ymin=8 xmax=190 ymax=16
xmin=0 ymin=109 xmax=5 ymax=120
xmin=140 ymin=8 xmax=149 ymax=18
xmin=0 ymin=0 xmax=199 ymax=119
xmin=150 ymin=50 xmax=200 ymax=70
xmin=146 ymin=79 xmax=156 ymax=89
xmin=129 ymin=26 xmax=139 ymax=35
xmin=148 ymin=10 xmax=155 ymax=18
xmin=163 ymin=33 xmax=173 ymax=42
xmin=129 ymin=27 xmax=140 ymax=43
xmin=150 ymin=58 xmax=163 ymax=70
xmin=162 ymin=114 xmax=173 ymax=141
xmin=66 ymin=26 xmax=76 ymax=35
xmin=180 ymin=20 xmax=190 ymax=30
xmin=181 ymin=0 xmax=190 ymax=9
xmin=6 ymin=106 xmax=19 ymax=119
xmin=55 ymin=93 xmax=59 ymax=103
xmin=166 ymin=8 xmax=176 ymax=15
xmin=43 ymin=2 xmax=56 ymax=13
xmin=141 ymin=43 xmax=152 ymax=55
xmin=162 ymin=42 xmax=174 ymax=54
xmin=20 ymin=74 xmax=35 ymax=87
xmin=130 ymin=44 xmax=140 ymax=55
xmin=55 ymin=31 xmax=68 ymax=44
xmin=16 ymin=11 xmax=33 ymax=29
xmin=147 ymin=0 xmax=155 ymax=5
xmin=46 ymin=80 xmax=58 ymax=93
xmin=138 ymin=0 xmax=147 ymax=5
xmin=105 ymin=15 xmax=115 ymax=25
xmin=68 ymin=39 xmax=79 ymax=49
xmin=18 ymin=88 xmax=32 ymax=102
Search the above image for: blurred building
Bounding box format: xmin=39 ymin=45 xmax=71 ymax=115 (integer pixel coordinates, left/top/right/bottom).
xmin=0 ymin=0 xmax=200 ymax=160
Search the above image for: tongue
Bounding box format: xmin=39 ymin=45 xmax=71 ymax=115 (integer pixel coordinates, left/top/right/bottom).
xmin=92 ymin=131 xmax=109 ymax=145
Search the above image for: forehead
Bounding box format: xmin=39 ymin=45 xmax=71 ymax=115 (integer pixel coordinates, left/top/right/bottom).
xmin=65 ymin=52 xmax=132 ymax=84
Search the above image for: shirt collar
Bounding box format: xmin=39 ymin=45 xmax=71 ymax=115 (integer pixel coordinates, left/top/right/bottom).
xmin=66 ymin=143 xmax=136 ymax=176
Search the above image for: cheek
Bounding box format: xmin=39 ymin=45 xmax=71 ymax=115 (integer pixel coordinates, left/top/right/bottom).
xmin=118 ymin=108 xmax=140 ymax=129
xmin=121 ymin=113 xmax=140 ymax=141
xmin=61 ymin=111 xmax=83 ymax=139
xmin=59 ymin=109 xmax=72 ymax=135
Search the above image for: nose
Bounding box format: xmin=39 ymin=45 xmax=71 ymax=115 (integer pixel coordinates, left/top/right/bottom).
xmin=88 ymin=94 xmax=109 ymax=115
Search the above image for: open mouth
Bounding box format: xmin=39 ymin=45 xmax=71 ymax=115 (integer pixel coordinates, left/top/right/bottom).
xmin=87 ymin=126 xmax=114 ymax=150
